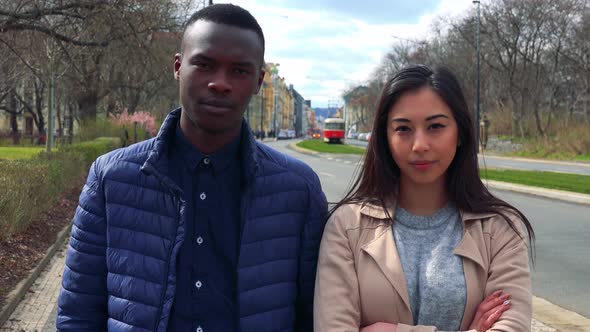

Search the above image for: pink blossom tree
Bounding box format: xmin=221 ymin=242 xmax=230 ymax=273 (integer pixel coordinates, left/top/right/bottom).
xmin=110 ymin=109 xmax=158 ymax=137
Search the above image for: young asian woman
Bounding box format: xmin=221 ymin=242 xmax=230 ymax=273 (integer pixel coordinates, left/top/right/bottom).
xmin=314 ymin=65 xmax=534 ymax=332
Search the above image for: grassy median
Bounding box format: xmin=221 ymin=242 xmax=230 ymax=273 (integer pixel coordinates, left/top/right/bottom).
xmin=296 ymin=139 xmax=590 ymax=195
xmin=296 ymin=139 xmax=366 ymax=155
xmin=480 ymin=168 xmax=590 ymax=195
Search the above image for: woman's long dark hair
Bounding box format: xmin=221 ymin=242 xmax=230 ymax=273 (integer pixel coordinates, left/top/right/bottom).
xmin=331 ymin=64 xmax=535 ymax=255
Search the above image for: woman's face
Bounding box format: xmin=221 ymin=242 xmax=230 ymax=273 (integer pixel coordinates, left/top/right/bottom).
xmin=387 ymin=87 xmax=459 ymax=189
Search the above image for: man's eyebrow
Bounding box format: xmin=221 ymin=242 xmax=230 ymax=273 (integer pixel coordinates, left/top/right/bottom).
xmin=233 ymin=61 xmax=257 ymax=68
xmin=188 ymin=54 xmax=213 ymax=62
xmin=187 ymin=54 xmax=256 ymax=68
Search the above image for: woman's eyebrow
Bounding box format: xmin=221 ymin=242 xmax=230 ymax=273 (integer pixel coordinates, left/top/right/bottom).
xmin=425 ymin=114 xmax=450 ymax=121
xmin=391 ymin=117 xmax=410 ymax=123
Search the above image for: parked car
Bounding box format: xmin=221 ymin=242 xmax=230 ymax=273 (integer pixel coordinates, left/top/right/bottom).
xmin=357 ymin=132 xmax=368 ymax=141
xmin=347 ymin=131 xmax=358 ymax=139
xmin=277 ymin=129 xmax=289 ymax=140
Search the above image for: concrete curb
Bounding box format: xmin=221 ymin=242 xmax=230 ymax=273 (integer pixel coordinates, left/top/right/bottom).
xmin=289 ymin=142 xmax=320 ymax=156
xmin=0 ymin=223 xmax=71 ymax=327
xmin=484 ymin=180 xmax=590 ymax=206
xmin=533 ymin=296 xmax=590 ymax=332
xmin=480 ymin=153 xmax=590 ymax=168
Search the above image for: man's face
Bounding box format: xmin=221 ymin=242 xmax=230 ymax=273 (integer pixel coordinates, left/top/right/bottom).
xmin=174 ymin=20 xmax=265 ymax=135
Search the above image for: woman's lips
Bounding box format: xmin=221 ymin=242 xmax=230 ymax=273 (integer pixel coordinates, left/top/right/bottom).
xmin=410 ymin=160 xmax=436 ymax=170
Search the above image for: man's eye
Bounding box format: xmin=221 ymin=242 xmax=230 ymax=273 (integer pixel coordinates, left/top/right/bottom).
xmin=194 ymin=62 xmax=211 ymax=69
xmin=235 ymin=68 xmax=250 ymax=75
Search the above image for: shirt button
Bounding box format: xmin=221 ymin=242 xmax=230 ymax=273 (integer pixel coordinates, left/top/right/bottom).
xmin=199 ymin=192 xmax=206 ymax=200
xmin=196 ymin=327 xmax=203 ymax=332
xmin=196 ymin=236 xmax=203 ymax=245
xmin=203 ymin=157 xmax=210 ymax=165
xmin=195 ymin=280 xmax=202 ymax=289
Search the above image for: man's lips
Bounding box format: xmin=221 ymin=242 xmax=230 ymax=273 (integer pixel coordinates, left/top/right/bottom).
xmin=199 ymin=99 xmax=235 ymax=110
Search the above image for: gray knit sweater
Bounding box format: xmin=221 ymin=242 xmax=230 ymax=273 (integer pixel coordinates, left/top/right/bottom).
xmin=393 ymin=204 xmax=466 ymax=331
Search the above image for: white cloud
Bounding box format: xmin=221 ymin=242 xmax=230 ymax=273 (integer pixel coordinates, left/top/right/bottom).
xmin=214 ymin=0 xmax=476 ymax=107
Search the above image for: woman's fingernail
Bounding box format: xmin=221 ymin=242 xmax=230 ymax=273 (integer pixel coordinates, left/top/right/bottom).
xmin=503 ymin=300 xmax=511 ymax=306
xmin=500 ymin=294 xmax=510 ymax=301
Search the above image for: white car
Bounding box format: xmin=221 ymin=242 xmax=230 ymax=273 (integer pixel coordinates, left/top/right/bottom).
xmin=277 ymin=129 xmax=289 ymax=140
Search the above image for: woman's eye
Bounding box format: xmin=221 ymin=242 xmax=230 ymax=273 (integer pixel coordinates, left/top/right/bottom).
xmin=395 ymin=126 xmax=410 ymax=132
xmin=429 ymin=123 xmax=445 ymax=130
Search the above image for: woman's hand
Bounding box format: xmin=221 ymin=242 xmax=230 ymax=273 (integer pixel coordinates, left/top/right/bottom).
xmin=360 ymin=322 xmax=397 ymax=332
xmin=469 ymin=290 xmax=511 ymax=331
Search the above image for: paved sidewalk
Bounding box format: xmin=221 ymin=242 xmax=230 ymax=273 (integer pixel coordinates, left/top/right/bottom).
xmin=0 ymin=242 xmax=562 ymax=332
xmin=0 ymin=244 xmax=64 ymax=332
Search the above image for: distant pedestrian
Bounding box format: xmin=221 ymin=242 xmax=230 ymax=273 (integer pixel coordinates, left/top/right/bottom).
xmin=57 ymin=4 xmax=327 ymax=331
xmin=480 ymin=113 xmax=490 ymax=150
xmin=314 ymin=65 xmax=534 ymax=331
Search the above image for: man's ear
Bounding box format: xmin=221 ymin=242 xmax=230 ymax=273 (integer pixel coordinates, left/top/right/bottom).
xmin=174 ymin=53 xmax=182 ymax=81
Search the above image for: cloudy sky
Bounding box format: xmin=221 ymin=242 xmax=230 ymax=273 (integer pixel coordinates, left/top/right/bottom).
xmin=215 ymin=0 xmax=474 ymax=107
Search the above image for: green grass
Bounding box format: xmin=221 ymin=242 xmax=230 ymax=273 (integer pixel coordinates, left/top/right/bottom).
xmin=480 ymin=168 xmax=590 ymax=195
xmin=0 ymin=147 xmax=44 ymax=160
xmin=296 ymin=139 xmax=366 ymax=155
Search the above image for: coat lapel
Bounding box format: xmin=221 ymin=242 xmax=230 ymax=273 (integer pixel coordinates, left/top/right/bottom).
xmin=361 ymin=228 xmax=412 ymax=312
xmin=454 ymin=210 xmax=494 ymax=330
xmin=359 ymin=202 xmax=412 ymax=314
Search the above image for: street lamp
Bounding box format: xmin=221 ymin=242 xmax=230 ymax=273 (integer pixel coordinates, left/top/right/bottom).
xmin=473 ymin=0 xmax=481 ymax=151
xmin=260 ymin=82 xmax=266 ymax=137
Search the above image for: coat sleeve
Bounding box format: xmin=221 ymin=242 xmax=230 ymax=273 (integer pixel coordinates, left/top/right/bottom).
xmin=296 ymin=172 xmax=328 ymax=332
xmin=314 ymin=206 xmax=362 ymax=332
xmin=485 ymin=215 xmax=532 ymax=332
xmin=56 ymin=161 xmax=108 ymax=331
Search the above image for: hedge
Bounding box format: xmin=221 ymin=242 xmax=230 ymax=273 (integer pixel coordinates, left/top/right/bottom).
xmin=0 ymin=137 xmax=121 ymax=239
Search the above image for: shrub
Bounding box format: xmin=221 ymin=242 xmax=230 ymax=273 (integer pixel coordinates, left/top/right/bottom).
xmin=0 ymin=137 xmax=121 ymax=240
xmin=59 ymin=137 xmax=122 ymax=166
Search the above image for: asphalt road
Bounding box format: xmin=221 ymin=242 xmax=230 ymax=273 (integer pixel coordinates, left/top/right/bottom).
xmin=265 ymin=139 xmax=590 ymax=319
xmin=345 ymin=138 xmax=590 ymax=175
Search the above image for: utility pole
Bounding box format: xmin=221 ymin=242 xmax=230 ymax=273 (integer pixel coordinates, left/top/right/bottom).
xmin=208 ymin=0 xmax=213 ymax=5
xmin=46 ymin=41 xmax=55 ymax=152
xmin=473 ymin=0 xmax=481 ymax=151
xmin=260 ymin=90 xmax=264 ymax=136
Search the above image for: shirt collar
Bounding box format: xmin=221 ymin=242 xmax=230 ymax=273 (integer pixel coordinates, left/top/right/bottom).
xmin=175 ymin=124 xmax=242 ymax=172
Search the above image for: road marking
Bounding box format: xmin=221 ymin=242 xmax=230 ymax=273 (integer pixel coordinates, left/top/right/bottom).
xmin=319 ymin=171 xmax=335 ymax=178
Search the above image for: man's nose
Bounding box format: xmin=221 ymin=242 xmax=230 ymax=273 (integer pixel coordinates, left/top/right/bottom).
xmin=208 ymin=71 xmax=231 ymax=94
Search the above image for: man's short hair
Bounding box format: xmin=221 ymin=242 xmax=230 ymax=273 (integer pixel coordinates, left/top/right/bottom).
xmin=182 ymin=4 xmax=265 ymax=55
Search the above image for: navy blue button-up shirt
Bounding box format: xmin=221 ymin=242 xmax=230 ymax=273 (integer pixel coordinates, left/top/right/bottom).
xmin=168 ymin=125 xmax=243 ymax=332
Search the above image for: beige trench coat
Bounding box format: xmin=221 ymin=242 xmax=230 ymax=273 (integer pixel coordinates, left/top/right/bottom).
xmin=314 ymin=201 xmax=532 ymax=332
